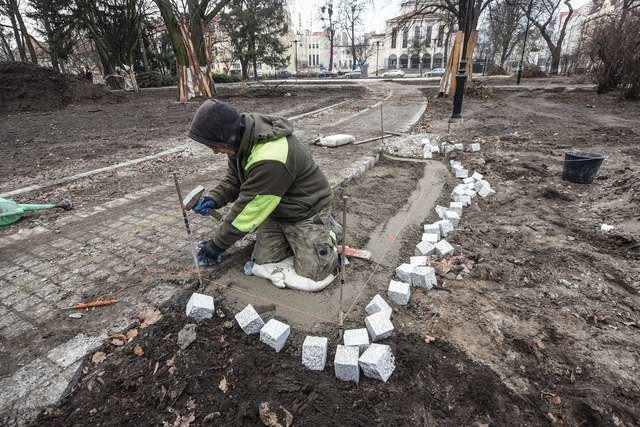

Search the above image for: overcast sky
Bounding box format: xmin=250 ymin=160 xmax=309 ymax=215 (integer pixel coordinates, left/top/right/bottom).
xmin=289 ymin=0 xmax=401 ymax=34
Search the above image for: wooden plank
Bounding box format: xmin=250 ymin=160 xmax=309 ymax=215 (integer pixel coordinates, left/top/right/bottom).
xmin=448 ymin=32 xmax=464 ymax=97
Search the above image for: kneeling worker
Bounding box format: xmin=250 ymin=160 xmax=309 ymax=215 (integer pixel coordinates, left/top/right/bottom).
xmin=187 ymin=99 xmax=339 ymax=284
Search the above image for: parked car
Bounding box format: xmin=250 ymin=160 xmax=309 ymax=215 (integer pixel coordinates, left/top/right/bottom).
xmin=318 ymin=68 xmax=338 ymax=78
xmin=277 ymin=70 xmax=296 ymax=79
xmin=382 ymin=69 xmax=405 ymax=78
xmin=427 ymin=68 xmax=446 ymax=77
xmin=344 ymin=70 xmax=362 ymax=79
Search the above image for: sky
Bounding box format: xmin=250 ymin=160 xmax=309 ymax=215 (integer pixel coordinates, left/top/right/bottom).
xmin=289 ymin=0 xmax=401 ymax=34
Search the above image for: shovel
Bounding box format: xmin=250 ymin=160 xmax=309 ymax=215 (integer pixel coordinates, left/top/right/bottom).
xmin=0 ymin=197 xmax=73 ymax=227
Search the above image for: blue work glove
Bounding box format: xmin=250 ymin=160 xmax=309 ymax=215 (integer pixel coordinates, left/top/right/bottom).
xmin=192 ymin=196 xmax=217 ymax=216
xmin=196 ymin=241 xmax=224 ymax=266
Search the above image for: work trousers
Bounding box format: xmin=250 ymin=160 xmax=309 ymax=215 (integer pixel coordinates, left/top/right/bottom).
xmin=252 ymin=206 xmax=338 ymax=281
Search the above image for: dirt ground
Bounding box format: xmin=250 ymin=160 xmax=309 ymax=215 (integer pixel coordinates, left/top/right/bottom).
xmin=0 ymin=84 xmax=360 ymax=194
xmin=0 ymin=84 xmax=362 ymax=238
xmin=7 ymin=80 xmax=640 ymax=425
xmin=412 ymin=86 xmax=640 ymax=425
xmin=33 ymin=159 xmax=548 ymax=426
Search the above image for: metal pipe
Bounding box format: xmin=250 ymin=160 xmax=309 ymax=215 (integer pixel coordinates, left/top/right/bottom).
xmin=173 ymin=173 xmax=204 ymax=290
xmin=338 ymin=195 xmax=348 ymax=332
xmin=380 ymin=103 xmax=384 ymax=144
xmin=517 ymin=0 xmax=534 ymax=85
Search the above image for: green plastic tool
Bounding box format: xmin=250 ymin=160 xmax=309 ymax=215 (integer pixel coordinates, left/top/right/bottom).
xmin=0 ymin=197 xmax=73 ymax=227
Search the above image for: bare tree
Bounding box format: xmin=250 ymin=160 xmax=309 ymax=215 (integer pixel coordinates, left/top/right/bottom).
xmin=587 ymin=0 xmax=640 ymax=98
xmin=0 ymin=0 xmax=37 ymax=62
xmin=0 ymin=25 xmax=15 ymax=60
xmin=404 ymin=0 xmax=494 ymax=31
xmin=522 ymin=0 xmax=573 ymax=74
xmin=28 ymin=0 xmax=77 ymax=71
xmin=337 ymin=0 xmax=366 ymax=70
xmin=352 ymin=33 xmax=372 ymax=66
xmin=487 ymin=0 xmax=525 ymax=67
xmin=320 ymin=0 xmax=336 ymax=71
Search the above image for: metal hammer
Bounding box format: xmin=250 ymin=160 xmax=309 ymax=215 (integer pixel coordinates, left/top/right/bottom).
xmin=182 ymin=185 xmax=223 ymax=220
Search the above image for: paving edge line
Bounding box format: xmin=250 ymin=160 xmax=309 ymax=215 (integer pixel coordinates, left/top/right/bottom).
xmin=0 ymin=146 xmax=188 ymax=199
xmin=1 ymin=100 xmax=354 ymax=200
xmin=0 ymin=151 xmax=383 ymax=249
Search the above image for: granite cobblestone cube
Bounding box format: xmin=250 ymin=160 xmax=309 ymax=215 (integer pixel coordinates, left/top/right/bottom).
xmin=421 ymin=233 xmax=439 ymax=244
xmin=343 ymin=328 xmax=370 ymax=353
xmin=415 ymin=241 xmax=436 ymax=256
xmin=302 ymin=336 xmax=328 ymax=371
xmin=435 ymin=240 xmax=455 ymax=258
xmin=409 ymin=256 xmax=427 ymax=266
xmin=388 ymin=280 xmax=411 ymax=305
xmin=234 ymin=304 xmax=264 ymax=335
xmin=423 ymin=223 xmax=441 ymax=240
xmin=365 ymin=312 xmax=394 ymax=341
xmin=365 ymin=294 xmax=392 ymax=318
xmin=436 ymin=219 xmax=454 ymax=237
xmin=395 ymin=263 xmax=414 ymax=283
xmin=260 ymin=319 xmax=291 ymax=352
xmin=411 ymin=266 xmax=437 ymax=289
xmin=359 ymin=343 xmax=396 ymax=382
xmin=186 ymin=293 xmax=215 ymax=321
xmin=334 ymin=345 xmax=360 ymax=383
xmin=444 ymin=210 xmax=460 ymax=227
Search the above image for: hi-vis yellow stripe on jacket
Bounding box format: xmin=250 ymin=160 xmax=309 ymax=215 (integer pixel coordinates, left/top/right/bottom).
xmin=228 ymin=136 xmax=289 ymax=233
xmin=208 ymin=113 xmax=332 ymax=251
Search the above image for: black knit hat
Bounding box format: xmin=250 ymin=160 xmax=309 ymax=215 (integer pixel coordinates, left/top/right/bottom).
xmin=188 ymin=99 xmax=243 ymax=150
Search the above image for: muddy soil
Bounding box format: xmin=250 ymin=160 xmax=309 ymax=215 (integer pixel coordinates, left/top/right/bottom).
xmin=33 ymin=304 xmax=544 ymax=427
xmin=0 ymin=85 xmax=361 ymax=193
xmin=0 ymin=62 xmax=119 ymax=113
xmin=407 ymin=87 xmax=640 ymax=425
xmin=32 ymin=159 xmax=548 ymax=426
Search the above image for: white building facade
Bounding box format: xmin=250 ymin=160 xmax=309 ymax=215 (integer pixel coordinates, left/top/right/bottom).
xmin=381 ymin=2 xmax=451 ymax=72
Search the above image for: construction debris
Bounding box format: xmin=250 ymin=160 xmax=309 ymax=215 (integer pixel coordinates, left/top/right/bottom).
xmin=317 ymin=134 xmax=355 ymax=147
xmin=177 ymin=324 xmax=197 ymax=350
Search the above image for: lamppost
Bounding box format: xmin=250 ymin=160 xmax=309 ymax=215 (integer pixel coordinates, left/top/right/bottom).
xmin=293 ymin=39 xmax=299 ymax=76
xmin=517 ymin=0 xmax=534 ymax=85
xmin=376 ymin=41 xmax=380 ymax=77
xmin=450 ymin=0 xmax=475 ymax=120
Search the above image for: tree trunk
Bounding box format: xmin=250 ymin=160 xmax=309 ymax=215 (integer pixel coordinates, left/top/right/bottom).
xmin=189 ymin=18 xmax=208 ymax=66
xmin=499 ymin=47 xmax=508 ymax=68
xmin=550 ymin=45 xmax=561 ymax=74
xmin=138 ymin=30 xmax=150 ymax=71
xmin=42 ymin=16 xmax=60 ymax=71
xmin=156 ymin=0 xmax=189 ymax=98
xmin=329 ymin=30 xmax=334 ymax=71
xmin=10 ymin=0 xmax=37 ymax=63
xmin=240 ymin=58 xmax=249 ymax=79
xmin=7 ymin=5 xmax=26 ymax=61
xmin=351 ymin=21 xmax=356 ymax=69
xmin=249 ymin=34 xmax=258 ymax=80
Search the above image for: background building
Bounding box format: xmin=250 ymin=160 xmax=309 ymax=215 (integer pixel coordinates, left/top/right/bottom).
xmin=380 ymin=1 xmax=450 ymax=73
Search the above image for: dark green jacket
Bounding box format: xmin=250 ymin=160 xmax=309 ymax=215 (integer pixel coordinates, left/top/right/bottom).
xmin=210 ymin=113 xmax=332 ymax=250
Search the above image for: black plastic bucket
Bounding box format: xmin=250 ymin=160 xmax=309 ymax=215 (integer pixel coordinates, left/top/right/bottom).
xmin=562 ymin=151 xmax=605 ymax=184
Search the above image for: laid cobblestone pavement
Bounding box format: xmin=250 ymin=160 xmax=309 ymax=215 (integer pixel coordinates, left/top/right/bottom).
xmin=0 ymin=82 xmax=426 ymax=423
